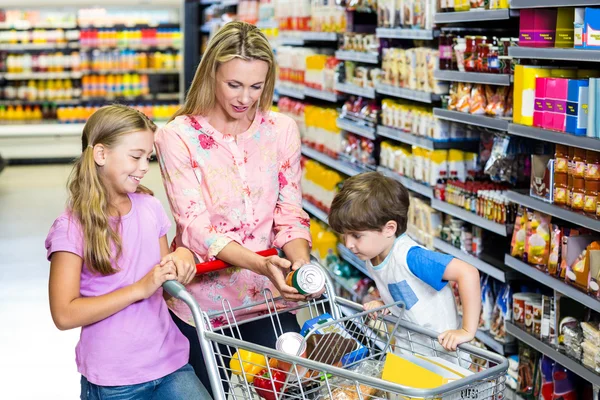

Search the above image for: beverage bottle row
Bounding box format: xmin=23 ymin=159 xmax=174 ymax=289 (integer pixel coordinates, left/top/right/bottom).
xmin=2 ymin=79 xmax=80 ymax=101
xmin=0 ymin=105 xmax=44 ymax=122
xmin=81 ymin=74 xmax=150 ymax=98
xmin=2 ymin=52 xmax=81 ymax=73
xmin=83 ymin=50 xmax=181 ymax=71
xmin=79 ymin=28 xmax=182 ymax=48
xmin=56 ymin=103 xmax=180 ymax=123
xmin=0 ymin=28 xmax=79 ymax=44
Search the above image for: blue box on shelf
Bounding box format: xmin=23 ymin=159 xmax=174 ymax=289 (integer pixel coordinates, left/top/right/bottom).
xmin=566 ymin=79 xmax=589 ymax=136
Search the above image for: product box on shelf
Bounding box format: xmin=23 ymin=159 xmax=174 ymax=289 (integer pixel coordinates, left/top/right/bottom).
xmin=566 ymin=79 xmax=589 ymax=136
xmin=519 ymin=9 xmax=557 ymax=48
xmin=575 ymin=8 xmax=586 ymax=49
xmin=584 ymin=8 xmax=600 ymax=49
xmin=555 ymin=8 xmax=575 ymax=48
xmin=530 ymin=155 xmax=555 ymax=204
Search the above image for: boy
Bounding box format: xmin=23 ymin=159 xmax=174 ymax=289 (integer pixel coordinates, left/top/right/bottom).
xmin=328 ymin=172 xmax=481 ymax=352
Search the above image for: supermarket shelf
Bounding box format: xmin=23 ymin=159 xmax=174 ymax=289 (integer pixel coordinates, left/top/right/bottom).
xmin=504 ymin=254 xmax=600 ymax=313
xmin=434 ymin=238 xmax=507 ymax=282
xmin=505 ymin=190 xmax=600 ymax=233
xmin=375 ymin=83 xmax=441 ymax=104
xmin=278 ymin=31 xmax=339 ymax=45
xmin=376 ymin=125 xmax=478 ymax=151
xmin=304 ymin=32 xmax=339 ymax=42
xmin=337 ymin=244 xmax=372 ymax=280
xmin=79 ymin=45 xmax=181 ymax=51
xmin=433 ymin=70 xmax=512 ymax=86
xmin=509 ymin=47 xmax=600 ymax=62
xmin=80 ymin=69 xmax=180 ymax=75
xmin=336 ymin=117 xmax=376 ymax=140
xmin=334 ymin=82 xmax=376 ymax=99
xmin=0 ymin=99 xmax=80 ymax=106
xmin=221 ymin=0 xmax=239 ymax=6
xmin=511 ymin=0 xmax=600 ymax=8
xmin=300 ymin=146 xmax=363 ymax=177
xmin=302 ymin=199 xmax=328 ymax=224
xmin=2 ymin=42 xmax=79 ymax=51
xmin=377 ymin=166 xmax=434 ymax=199
xmin=0 ymin=22 xmax=78 ymax=30
xmin=434 ymin=108 xmax=509 ymax=131
xmin=375 ymin=28 xmax=436 ymax=40
xmin=275 ymin=85 xmax=305 ymax=100
xmin=303 ymin=87 xmax=343 ymax=103
xmin=335 ymin=50 xmax=379 ymax=64
xmin=474 ymin=329 xmax=517 ymax=355
xmin=277 ymin=35 xmax=305 ymax=46
xmin=0 ymin=123 xmax=84 ymax=138
xmin=431 ymin=199 xmax=509 ymax=236
xmin=80 ymin=93 xmax=181 ymax=102
xmin=434 ymin=9 xmax=517 ymax=24
xmin=507 ymin=123 xmax=600 ymax=152
xmin=506 ymin=321 xmax=600 ymax=386
xmin=1 ymin=72 xmax=83 ymax=80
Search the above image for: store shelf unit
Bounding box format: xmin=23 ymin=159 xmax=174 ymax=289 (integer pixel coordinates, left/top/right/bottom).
xmin=433 ymin=238 xmax=507 ymax=282
xmin=375 ymin=83 xmax=441 ymax=104
xmin=431 ymin=198 xmax=509 ymax=236
xmin=302 ymin=199 xmax=328 ymax=224
xmin=505 ymin=190 xmax=600 ymax=233
xmin=0 ymin=72 xmax=83 ymax=80
xmin=300 ymin=146 xmax=363 ymax=177
xmin=507 ymin=123 xmax=600 ymax=152
xmin=506 ymin=321 xmax=600 ymax=386
xmin=511 ymin=0 xmax=600 ymax=8
xmin=337 ymin=244 xmax=371 ymax=280
xmin=474 ymin=329 xmax=517 ymax=356
xmin=434 ymin=108 xmax=510 ymax=131
xmin=278 ymin=31 xmax=339 ymax=46
xmin=509 ymin=47 xmax=600 ymax=62
xmin=303 ymin=87 xmax=343 ymax=103
xmin=434 ymin=9 xmax=518 ymax=24
xmin=504 ymin=255 xmax=600 ymax=313
xmin=336 ymin=117 xmax=376 ymax=140
xmin=433 ymin=70 xmax=512 ymax=86
xmin=377 ymin=166 xmax=434 ymax=199
xmin=334 ymin=82 xmax=376 ymax=99
xmin=376 ymin=125 xmax=478 ymax=151
xmin=375 ymin=28 xmax=436 ymax=40
xmin=276 ymin=85 xmax=305 ymax=100
xmin=335 ymin=50 xmax=379 ymax=64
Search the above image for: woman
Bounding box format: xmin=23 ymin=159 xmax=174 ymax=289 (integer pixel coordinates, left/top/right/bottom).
xmin=154 ymin=21 xmax=312 ymax=395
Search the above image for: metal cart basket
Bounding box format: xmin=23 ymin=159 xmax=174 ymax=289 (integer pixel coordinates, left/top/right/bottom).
xmin=163 ymin=252 xmax=508 ymax=400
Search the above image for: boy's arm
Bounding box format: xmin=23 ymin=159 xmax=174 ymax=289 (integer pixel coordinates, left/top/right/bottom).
xmin=439 ymin=258 xmax=481 ymax=351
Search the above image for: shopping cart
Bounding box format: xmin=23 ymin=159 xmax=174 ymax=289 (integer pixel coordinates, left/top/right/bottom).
xmin=163 ymin=250 xmax=508 ymax=400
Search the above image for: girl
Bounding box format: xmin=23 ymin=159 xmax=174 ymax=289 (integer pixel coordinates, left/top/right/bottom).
xmin=46 ymin=105 xmax=211 ymax=399
xmin=155 ymin=21 xmax=311 ymax=395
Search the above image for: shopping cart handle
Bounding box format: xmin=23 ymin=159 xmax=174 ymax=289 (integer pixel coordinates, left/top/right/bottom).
xmin=195 ymin=248 xmax=279 ymax=274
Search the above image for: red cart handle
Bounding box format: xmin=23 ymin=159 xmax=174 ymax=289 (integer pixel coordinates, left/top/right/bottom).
xmin=195 ymin=248 xmax=279 ymax=274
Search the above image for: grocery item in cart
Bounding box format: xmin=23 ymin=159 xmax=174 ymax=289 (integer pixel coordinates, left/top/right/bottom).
xmin=275 ymin=332 xmax=308 ymax=374
xmin=320 ymin=359 xmax=383 ymax=400
xmin=285 ymin=263 xmax=326 ymax=295
xmin=230 ymin=349 xmax=277 ymax=383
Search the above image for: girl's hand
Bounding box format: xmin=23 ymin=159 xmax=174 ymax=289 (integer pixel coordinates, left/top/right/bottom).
xmin=161 ymin=247 xmax=196 ymax=285
xmin=363 ymin=300 xmax=389 ymax=320
xmin=252 ymin=255 xmax=307 ymax=302
xmin=135 ymin=263 xmax=177 ymax=300
xmin=438 ymin=328 xmax=475 ymax=352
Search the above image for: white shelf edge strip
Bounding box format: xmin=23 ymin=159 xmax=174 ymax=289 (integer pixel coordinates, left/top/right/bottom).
xmin=433 ymin=238 xmax=506 ymax=282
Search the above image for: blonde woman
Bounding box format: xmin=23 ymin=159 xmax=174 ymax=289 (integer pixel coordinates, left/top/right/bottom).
xmin=46 ymin=105 xmax=210 ymax=399
xmin=155 ymin=21 xmax=312 ymax=393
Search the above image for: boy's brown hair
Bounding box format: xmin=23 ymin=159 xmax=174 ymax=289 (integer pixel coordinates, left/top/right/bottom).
xmin=329 ymin=172 xmax=410 ymax=237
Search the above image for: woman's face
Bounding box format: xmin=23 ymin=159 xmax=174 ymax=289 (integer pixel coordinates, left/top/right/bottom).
xmin=214 ymin=58 xmax=269 ymax=121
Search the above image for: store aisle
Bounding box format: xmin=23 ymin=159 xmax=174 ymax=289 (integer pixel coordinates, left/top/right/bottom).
xmin=0 ymin=163 xmax=175 ymax=399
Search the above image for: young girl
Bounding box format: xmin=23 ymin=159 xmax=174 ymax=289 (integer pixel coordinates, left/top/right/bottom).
xmin=46 ymin=105 xmax=211 ymax=399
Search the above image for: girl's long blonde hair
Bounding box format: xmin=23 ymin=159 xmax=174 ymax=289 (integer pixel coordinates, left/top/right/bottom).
xmin=171 ymin=21 xmax=275 ymax=121
xmin=68 ymin=104 xmax=156 ymax=275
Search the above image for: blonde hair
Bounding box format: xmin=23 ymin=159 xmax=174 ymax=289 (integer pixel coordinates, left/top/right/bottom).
xmin=171 ymin=21 xmax=275 ymax=121
xmin=68 ymin=104 xmax=156 ymax=275
xmin=329 ymin=172 xmax=410 ymax=237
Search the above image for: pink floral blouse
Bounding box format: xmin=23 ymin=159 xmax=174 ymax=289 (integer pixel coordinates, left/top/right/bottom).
xmin=154 ymin=110 xmax=311 ymax=327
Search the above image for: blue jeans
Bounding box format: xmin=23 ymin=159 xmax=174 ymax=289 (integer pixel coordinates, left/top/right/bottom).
xmin=80 ymin=363 xmax=211 ymax=399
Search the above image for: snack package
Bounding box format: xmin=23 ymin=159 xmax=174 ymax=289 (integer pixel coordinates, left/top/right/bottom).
xmin=552 ymin=363 xmax=578 ymax=400
xmin=539 ymin=355 xmax=555 ymax=400
xmin=480 ymin=276 xmax=494 ymax=331
xmin=456 ymin=82 xmax=473 ymax=113
xmin=484 ymin=86 xmax=509 ymax=117
xmin=492 ymin=285 xmax=514 ymax=343
xmin=548 ymin=225 xmax=562 ymax=276
xmin=322 ymin=360 xmax=383 ymax=400
xmin=469 ymin=84 xmax=487 ymax=115
xmin=510 ymin=207 xmax=528 ymax=259
xmin=565 ymin=236 xmax=598 ymax=291
xmin=524 ymin=210 xmax=552 ymax=268
xmin=517 ymin=345 xmax=539 ymax=396
xmin=582 ymin=322 xmax=600 ymax=347
xmin=587 ymin=241 xmax=600 ymax=297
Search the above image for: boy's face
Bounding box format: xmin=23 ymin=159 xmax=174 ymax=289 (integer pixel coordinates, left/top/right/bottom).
xmin=343 ymin=222 xmax=397 ymax=261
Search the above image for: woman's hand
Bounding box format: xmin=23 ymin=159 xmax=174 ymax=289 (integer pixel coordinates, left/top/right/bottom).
xmin=135 ymin=263 xmax=177 ymax=300
xmin=252 ymin=255 xmax=307 ymax=302
xmin=161 ymin=247 xmax=196 ymax=285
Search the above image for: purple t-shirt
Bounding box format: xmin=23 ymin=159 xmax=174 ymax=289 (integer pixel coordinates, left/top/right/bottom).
xmin=45 ymin=192 xmax=189 ymax=386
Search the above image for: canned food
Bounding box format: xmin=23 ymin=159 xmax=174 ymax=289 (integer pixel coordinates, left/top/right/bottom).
xmin=286 ymin=263 xmax=326 ymax=295
xmin=275 ymin=332 xmax=308 ymax=378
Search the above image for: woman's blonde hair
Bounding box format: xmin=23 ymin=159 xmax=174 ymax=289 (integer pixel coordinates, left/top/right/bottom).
xmin=68 ymin=104 xmax=156 ymax=275
xmin=171 ymin=21 xmax=275 ymax=121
